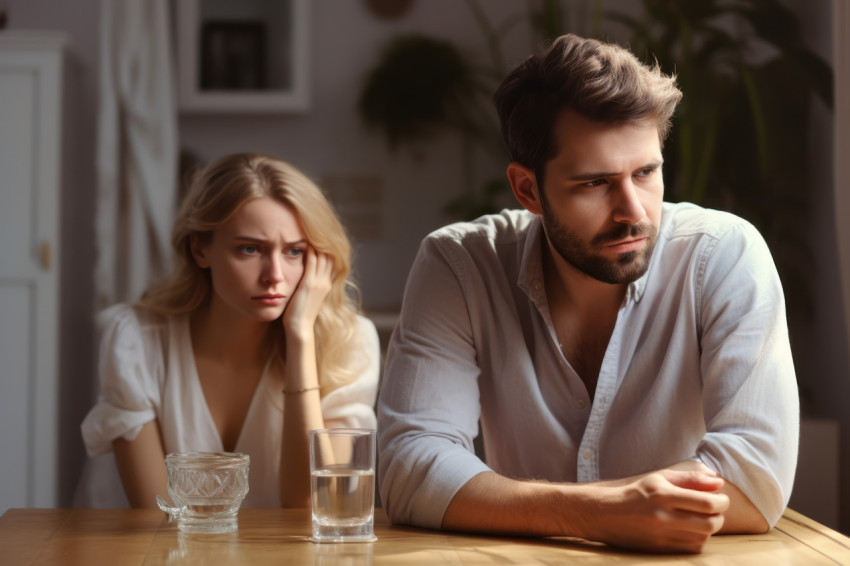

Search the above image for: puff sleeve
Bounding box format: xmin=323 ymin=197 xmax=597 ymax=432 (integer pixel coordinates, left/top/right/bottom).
xmin=81 ymin=304 xmax=165 ymax=456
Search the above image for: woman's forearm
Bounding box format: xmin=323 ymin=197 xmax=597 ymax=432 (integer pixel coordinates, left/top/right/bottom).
xmin=279 ymin=333 xmax=325 ymax=507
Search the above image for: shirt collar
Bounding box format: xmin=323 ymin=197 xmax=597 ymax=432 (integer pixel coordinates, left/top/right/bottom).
xmin=517 ymin=215 xmax=545 ymax=299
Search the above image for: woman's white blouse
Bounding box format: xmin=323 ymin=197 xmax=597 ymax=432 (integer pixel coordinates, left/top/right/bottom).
xmin=79 ymin=304 xmax=380 ymax=508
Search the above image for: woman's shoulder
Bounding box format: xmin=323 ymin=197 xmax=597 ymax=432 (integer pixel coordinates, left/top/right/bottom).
xmin=96 ymin=302 xmax=173 ymax=349
xmin=353 ymin=314 xmax=381 ymax=354
xmin=354 ymin=313 xmax=378 ymax=335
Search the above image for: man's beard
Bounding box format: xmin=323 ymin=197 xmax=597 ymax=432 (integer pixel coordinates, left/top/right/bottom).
xmin=541 ymin=208 xmax=658 ymax=285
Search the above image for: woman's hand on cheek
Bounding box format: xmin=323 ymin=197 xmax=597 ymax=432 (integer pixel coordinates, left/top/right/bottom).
xmin=282 ymin=248 xmax=333 ymax=341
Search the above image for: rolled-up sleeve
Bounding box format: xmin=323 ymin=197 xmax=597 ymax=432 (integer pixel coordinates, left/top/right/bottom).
xmin=81 ymin=305 xmax=161 ymax=456
xmin=377 ymin=236 xmax=491 ymax=529
xmin=696 ymin=223 xmax=799 ymax=527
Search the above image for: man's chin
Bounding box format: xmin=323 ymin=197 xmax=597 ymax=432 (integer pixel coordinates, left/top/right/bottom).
xmin=580 ymin=252 xmax=651 ymax=285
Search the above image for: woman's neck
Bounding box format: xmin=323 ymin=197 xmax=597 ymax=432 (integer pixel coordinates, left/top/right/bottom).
xmin=189 ymin=302 xmax=272 ymax=368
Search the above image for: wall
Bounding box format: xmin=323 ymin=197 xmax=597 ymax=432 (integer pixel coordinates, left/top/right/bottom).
xmin=794 ymin=0 xmax=850 ymax=535
xmin=177 ymin=0 xmax=539 ymax=311
xmin=5 ymin=0 xmax=846 ymax=532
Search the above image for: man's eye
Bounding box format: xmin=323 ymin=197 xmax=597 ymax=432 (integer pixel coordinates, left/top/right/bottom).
xmin=636 ymin=168 xmax=656 ymax=177
xmin=584 ymin=179 xmax=606 ymax=187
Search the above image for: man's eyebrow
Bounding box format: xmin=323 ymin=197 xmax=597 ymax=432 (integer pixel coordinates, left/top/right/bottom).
xmin=568 ymin=171 xmax=620 ymax=181
xmin=567 ymin=161 xmax=663 ymax=181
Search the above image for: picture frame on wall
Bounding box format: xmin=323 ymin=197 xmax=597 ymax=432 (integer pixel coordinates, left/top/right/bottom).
xmin=177 ymin=0 xmax=309 ymax=113
xmin=200 ymin=21 xmax=266 ymax=91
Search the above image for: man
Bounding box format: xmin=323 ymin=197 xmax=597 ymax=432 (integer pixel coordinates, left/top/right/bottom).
xmin=377 ymin=34 xmax=799 ymax=554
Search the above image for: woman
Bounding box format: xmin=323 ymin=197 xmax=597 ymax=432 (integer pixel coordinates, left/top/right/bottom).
xmin=80 ymin=153 xmax=379 ymax=508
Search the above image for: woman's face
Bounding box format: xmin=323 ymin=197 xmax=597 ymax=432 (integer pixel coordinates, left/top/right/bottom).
xmin=192 ymin=196 xmax=307 ymax=323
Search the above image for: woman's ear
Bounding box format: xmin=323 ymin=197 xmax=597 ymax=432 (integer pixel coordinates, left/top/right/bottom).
xmin=507 ymin=162 xmax=544 ymax=215
xmin=189 ymin=234 xmax=211 ymax=268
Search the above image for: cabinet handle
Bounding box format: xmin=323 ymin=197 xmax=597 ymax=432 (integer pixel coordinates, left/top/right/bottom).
xmin=40 ymin=241 xmax=51 ymax=269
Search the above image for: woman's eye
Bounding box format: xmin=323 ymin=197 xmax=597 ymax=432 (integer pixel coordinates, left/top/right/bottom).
xmin=285 ymin=247 xmax=305 ymax=258
xmin=239 ymin=245 xmax=258 ymax=255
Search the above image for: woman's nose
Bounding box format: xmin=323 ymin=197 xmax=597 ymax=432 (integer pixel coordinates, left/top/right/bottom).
xmin=261 ymin=255 xmax=285 ymax=284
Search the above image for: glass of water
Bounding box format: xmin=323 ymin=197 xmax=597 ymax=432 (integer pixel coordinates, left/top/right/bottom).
xmin=309 ymin=428 xmax=377 ymax=542
xmin=156 ymin=452 xmax=250 ymax=534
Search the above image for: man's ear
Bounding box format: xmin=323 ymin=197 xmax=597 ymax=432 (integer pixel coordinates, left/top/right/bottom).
xmin=189 ymin=234 xmax=211 ymax=268
xmin=507 ymin=162 xmax=543 ymax=215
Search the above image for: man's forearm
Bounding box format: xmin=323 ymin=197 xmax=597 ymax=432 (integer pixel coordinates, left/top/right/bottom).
xmin=442 ymin=467 xmax=730 ymax=554
xmin=441 ymin=471 xmax=592 ymax=538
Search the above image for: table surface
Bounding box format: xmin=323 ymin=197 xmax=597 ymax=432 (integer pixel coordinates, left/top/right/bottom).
xmin=2 ymin=507 xmax=849 ymax=565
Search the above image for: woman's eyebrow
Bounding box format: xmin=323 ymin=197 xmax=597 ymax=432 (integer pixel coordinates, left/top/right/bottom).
xmin=231 ymin=236 xmax=308 ymax=247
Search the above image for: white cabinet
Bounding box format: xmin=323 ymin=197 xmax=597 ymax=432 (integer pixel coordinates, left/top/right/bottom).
xmin=176 ymin=0 xmax=310 ymax=113
xmin=0 ymin=31 xmax=65 ymax=511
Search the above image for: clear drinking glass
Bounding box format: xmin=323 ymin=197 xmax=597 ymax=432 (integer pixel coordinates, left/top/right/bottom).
xmin=156 ymin=451 xmax=250 ymax=534
xmin=309 ymin=428 xmax=377 ymax=542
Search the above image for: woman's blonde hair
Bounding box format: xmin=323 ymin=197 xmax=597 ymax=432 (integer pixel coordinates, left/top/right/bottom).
xmin=140 ymin=153 xmax=364 ymax=393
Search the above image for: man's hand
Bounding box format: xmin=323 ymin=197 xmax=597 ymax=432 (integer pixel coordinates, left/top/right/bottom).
xmin=665 ymin=460 xmax=769 ymax=534
xmin=584 ymin=468 xmax=728 ymax=553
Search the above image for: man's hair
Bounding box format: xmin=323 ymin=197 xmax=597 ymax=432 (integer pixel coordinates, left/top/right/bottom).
xmin=493 ymin=34 xmax=682 ymax=185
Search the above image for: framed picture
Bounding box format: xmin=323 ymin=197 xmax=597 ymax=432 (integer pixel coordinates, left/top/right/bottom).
xmin=201 ymin=22 xmax=266 ymax=90
xmin=177 ymin=0 xmax=309 ymax=113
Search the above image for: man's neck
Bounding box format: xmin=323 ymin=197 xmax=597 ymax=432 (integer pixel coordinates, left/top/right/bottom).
xmin=542 ymin=240 xmax=627 ymax=318
xmin=542 ymin=240 xmax=625 ymax=398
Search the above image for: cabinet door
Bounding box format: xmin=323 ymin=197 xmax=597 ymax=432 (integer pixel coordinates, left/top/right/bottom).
xmin=0 ymin=34 xmax=64 ymax=511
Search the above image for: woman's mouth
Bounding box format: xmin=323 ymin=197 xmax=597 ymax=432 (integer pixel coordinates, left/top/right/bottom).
xmin=252 ymin=294 xmax=286 ymax=305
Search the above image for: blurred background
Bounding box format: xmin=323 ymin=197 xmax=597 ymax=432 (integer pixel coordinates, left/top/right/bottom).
xmin=1 ymin=0 xmax=848 ymax=535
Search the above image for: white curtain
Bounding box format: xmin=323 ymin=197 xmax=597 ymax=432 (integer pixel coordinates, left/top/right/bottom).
xmin=836 ymin=0 xmax=850 ymax=346
xmin=95 ymin=0 xmax=176 ymax=307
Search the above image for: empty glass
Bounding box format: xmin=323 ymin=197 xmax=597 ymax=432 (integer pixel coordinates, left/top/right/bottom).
xmin=156 ymin=452 xmax=250 ymax=534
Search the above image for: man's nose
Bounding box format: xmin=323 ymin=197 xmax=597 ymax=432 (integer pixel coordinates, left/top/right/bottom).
xmin=611 ymin=179 xmax=646 ymax=224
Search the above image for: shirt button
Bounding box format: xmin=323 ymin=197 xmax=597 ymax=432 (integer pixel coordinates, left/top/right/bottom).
xmin=532 ymin=279 xmax=541 ymax=290
xmin=583 ymin=449 xmax=592 ymax=460
xmin=575 ymin=399 xmax=586 ymax=409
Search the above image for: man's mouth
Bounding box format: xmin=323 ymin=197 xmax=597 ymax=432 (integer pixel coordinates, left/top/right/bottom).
xmin=604 ymin=238 xmax=646 ymax=252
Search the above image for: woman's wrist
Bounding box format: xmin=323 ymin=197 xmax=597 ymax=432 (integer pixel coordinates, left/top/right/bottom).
xmin=283 ymin=322 xmax=317 ymax=345
xmin=283 ymin=384 xmax=320 ymax=395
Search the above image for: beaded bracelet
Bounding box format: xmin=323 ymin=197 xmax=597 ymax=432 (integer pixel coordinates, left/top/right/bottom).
xmin=283 ymin=385 xmax=320 ymax=394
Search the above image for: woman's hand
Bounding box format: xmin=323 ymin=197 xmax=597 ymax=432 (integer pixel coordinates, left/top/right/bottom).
xmin=282 ymin=248 xmax=333 ymax=341
xmin=279 ymin=247 xmax=332 ymax=507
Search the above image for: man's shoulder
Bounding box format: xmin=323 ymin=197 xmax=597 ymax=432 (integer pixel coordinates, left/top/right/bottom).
xmin=660 ymin=202 xmax=756 ymax=242
xmin=424 ymin=209 xmax=538 ymax=249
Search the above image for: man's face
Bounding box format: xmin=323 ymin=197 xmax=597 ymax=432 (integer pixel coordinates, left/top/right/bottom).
xmin=538 ymin=109 xmax=664 ymax=285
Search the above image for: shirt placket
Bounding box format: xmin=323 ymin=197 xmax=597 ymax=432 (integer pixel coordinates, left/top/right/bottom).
xmin=576 ymin=301 xmax=629 ymax=482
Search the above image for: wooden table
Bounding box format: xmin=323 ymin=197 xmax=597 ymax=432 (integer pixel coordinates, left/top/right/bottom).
xmin=1 ymin=507 xmax=848 ymax=565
